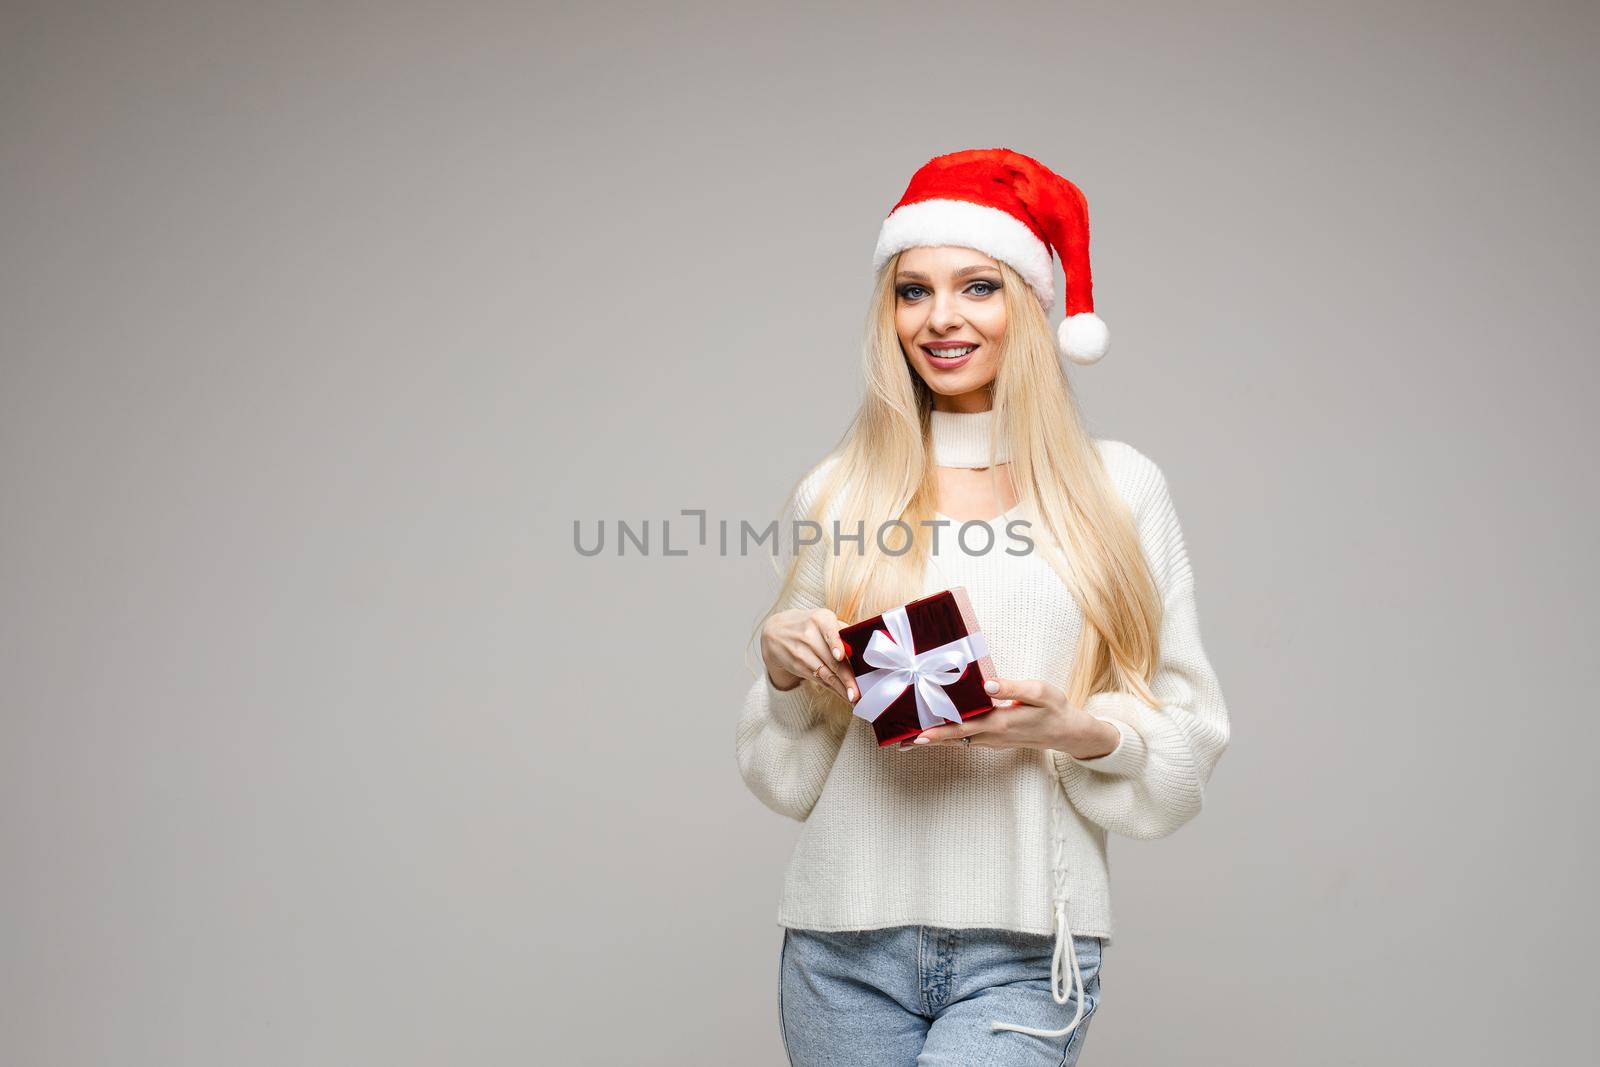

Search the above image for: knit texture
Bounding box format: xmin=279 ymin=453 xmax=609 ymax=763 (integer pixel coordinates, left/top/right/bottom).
xmin=929 ymin=406 xmax=1014 ymax=467
xmin=735 ymin=433 xmax=1230 ymax=948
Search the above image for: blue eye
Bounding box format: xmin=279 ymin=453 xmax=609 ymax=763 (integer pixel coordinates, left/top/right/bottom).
xmin=897 ymin=280 xmax=1001 ymax=301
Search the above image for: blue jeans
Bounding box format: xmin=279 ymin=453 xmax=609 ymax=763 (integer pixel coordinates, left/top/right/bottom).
xmin=779 ymin=925 xmax=1104 ymax=1066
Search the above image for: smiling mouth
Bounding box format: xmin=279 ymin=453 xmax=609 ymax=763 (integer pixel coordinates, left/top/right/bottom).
xmin=922 ymin=343 xmax=978 ymax=364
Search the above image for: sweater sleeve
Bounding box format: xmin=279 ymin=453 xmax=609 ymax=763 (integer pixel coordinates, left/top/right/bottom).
xmin=1052 ymin=454 xmax=1232 ymax=840
xmin=735 ymin=460 xmax=851 ymax=823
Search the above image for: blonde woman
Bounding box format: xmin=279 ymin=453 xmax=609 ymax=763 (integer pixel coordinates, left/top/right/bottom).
xmin=736 ymin=148 xmax=1231 ymax=1066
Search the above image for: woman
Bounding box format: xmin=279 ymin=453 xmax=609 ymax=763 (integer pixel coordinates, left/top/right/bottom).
xmin=735 ymin=147 xmax=1231 ymax=1065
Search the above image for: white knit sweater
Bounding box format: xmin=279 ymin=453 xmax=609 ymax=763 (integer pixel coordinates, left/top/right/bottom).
xmin=735 ymin=409 xmax=1230 ymax=1032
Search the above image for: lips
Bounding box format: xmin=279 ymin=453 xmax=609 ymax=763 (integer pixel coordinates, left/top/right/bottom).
xmin=922 ymin=343 xmax=978 ymax=369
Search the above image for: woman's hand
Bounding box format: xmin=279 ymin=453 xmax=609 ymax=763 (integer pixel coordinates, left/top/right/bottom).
xmin=760 ymin=607 xmax=859 ymax=705
xmin=902 ymin=676 xmax=1121 ymax=757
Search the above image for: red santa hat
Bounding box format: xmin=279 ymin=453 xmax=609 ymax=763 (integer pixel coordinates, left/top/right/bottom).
xmin=872 ymin=147 xmax=1110 ymax=366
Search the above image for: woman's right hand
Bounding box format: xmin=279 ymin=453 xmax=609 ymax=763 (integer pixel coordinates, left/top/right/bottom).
xmin=761 ymin=607 xmax=858 ymax=704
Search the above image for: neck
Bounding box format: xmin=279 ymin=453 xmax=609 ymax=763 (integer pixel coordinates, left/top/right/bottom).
xmin=931 ymin=388 xmax=993 ymax=415
xmin=929 ymin=406 xmax=1011 ymax=468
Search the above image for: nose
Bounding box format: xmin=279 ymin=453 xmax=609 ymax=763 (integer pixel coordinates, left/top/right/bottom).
xmin=930 ymin=290 xmax=964 ymax=333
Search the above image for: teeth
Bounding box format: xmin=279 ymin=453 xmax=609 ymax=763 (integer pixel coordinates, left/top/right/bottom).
xmin=929 ymin=345 xmax=976 ymax=358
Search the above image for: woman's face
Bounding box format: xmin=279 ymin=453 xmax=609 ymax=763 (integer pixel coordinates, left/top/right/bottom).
xmin=894 ymin=245 xmax=1007 ymax=410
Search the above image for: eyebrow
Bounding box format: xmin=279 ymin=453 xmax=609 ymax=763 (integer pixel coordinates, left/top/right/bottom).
xmin=895 ymin=265 xmax=1002 ymax=281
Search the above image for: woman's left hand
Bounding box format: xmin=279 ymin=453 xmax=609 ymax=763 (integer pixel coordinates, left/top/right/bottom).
xmin=904 ymin=676 xmax=1121 ymax=758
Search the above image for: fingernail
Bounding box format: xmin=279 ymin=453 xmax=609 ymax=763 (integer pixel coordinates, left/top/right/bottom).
xmin=984 ymin=681 xmax=999 ymax=693
xmin=913 ymin=737 xmax=929 ymax=745
xmin=833 ymin=647 xmax=843 ymax=661
xmin=848 ymin=686 xmax=857 ymax=700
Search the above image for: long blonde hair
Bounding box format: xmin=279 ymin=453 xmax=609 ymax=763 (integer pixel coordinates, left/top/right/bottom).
xmin=748 ymin=252 xmax=1164 ymax=717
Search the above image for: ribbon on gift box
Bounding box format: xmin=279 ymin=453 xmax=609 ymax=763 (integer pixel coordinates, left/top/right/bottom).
xmin=850 ymin=604 xmax=990 ymax=731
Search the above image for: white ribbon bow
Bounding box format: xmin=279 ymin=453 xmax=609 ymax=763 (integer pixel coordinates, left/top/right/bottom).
xmin=850 ymin=605 xmax=989 ymax=730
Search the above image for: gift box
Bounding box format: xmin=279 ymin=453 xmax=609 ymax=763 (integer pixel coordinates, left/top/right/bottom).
xmin=839 ymin=586 xmax=997 ymax=747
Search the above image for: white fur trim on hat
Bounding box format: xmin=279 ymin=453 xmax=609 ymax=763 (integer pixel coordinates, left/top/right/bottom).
xmin=873 ymin=198 xmax=1055 ymax=310
xmin=1058 ymin=312 xmax=1109 ymax=365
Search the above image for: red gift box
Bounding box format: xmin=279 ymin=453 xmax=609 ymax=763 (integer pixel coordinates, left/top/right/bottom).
xmin=838 ymin=586 xmax=997 ymax=747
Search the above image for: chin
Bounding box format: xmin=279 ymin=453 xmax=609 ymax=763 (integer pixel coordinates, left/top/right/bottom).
xmin=916 ymin=365 xmax=993 ymax=396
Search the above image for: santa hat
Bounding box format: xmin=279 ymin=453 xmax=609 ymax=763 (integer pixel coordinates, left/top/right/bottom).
xmin=872 ymin=148 xmax=1110 ymax=366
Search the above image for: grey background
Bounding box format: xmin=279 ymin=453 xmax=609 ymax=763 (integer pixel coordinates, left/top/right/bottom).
xmin=3 ymin=1 xmax=1596 ymax=1064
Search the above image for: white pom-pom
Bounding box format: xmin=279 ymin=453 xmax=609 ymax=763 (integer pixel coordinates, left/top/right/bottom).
xmin=1058 ymin=312 xmax=1109 ymax=365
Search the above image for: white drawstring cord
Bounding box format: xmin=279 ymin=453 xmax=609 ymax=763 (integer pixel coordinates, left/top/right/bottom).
xmin=990 ymin=751 xmax=1087 ymax=1040
xmin=989 ymin=898 xmax=1086 ymax=1038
